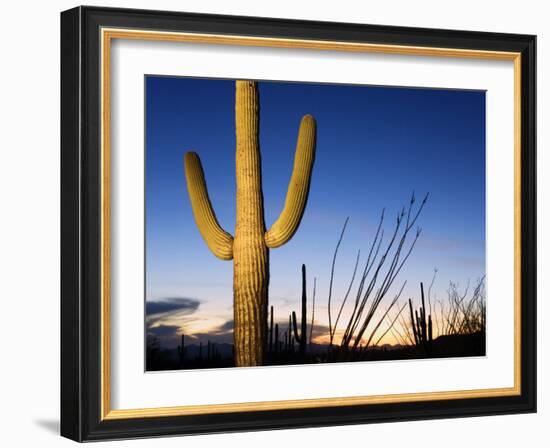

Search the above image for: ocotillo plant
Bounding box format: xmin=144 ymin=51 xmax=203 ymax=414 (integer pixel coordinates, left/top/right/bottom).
xmin=324 ymin=192 xmax=428 ymax=354
xmin=309 ymin=277 xmax=316 ymax=347
xmin=440 ymin=277 xmax=486 ymax=336
xmin=184 ymin=81 xmax=316 ymax=366
xmin=292 ymin=264 xmax=308 ymax=356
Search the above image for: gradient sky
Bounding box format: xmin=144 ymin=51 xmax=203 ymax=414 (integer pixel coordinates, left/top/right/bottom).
xmin=145 ymin=76 xmax=486 ymax=349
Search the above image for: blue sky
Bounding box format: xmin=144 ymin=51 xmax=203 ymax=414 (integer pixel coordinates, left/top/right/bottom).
xmin=145 ymin=76 xmax=486 ymax=348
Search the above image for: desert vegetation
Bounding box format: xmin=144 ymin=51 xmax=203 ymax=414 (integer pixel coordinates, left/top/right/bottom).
xmin=147 ymin=192 xmax=486 ymax=371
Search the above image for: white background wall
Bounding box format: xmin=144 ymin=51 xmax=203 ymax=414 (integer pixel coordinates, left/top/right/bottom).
xmin=0 ymin=0 xmax=546 ymax=446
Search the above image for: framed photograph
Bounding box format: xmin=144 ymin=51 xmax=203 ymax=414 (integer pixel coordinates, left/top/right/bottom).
xmin=60 ymin=6 xmax=536 ymax=441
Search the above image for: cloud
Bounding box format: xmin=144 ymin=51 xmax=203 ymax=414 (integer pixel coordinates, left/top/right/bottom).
xmin=145 ymin=299 xmax=235 ymax=348
xmin=212 ymin=319 xmax=233 ymax=334
xmin=188 ymin=332 xmax=233 ymax=344
xmin=146 ymin=297 xmax=201 ymax=330
xmin=145 ymin=298 xmax=201 ymax=348
xmin=148 ymin=324 xmax=180 ymax=337
xmin=183 ymin=319 xmax=234 ymax=345
xmin=310 ymin=323 xmax=330 ymax=337
xmin=146 ymin=297 xmax=200 ymax=317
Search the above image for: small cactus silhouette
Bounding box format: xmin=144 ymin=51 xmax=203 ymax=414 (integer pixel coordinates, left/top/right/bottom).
xmin=292 ymin=264 xmax=308 ymax=356
xmin=269 ymin=305 xmax=274 ymax=353
xmin=274 ymin=323 xmax=280 ymax=354
xmin=184 ymin=80 xmax=316 ymax=366
xmin=177 ymin=334 xmax=186 ymax=365
xmin=408 ymin=282 xmax=433 ymax=353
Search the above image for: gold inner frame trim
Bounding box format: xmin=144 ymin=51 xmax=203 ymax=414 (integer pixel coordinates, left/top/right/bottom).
xmin=100 ymin=27 xmax=522 ymax=420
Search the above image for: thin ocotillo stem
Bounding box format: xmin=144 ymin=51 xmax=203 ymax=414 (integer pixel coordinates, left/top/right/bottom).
xmin=327 ymin=217 xmax=349 ymax=345
xmin=373 ymin=301 xmax=408 ymax=347
xmin=332 ymin=249 xmax=361 ymax=343
xmin=309 ymin=277 xmax=316 ymax=345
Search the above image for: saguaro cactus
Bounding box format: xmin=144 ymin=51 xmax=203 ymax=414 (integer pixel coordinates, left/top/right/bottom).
xmin=184 ymin=80 xmax=316 ymax=366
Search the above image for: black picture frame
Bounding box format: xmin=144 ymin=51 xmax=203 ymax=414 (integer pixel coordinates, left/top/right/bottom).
xmin=61 ymin=5 xmax=536 ymax=442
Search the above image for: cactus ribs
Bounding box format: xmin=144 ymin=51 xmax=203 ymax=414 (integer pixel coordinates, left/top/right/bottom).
xmin=183 ymin=80 xmax=316 ymax=366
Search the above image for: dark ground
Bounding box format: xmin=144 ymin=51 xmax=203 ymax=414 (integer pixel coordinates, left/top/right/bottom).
xmin=146 ymin=332 xmax=485 ymax=371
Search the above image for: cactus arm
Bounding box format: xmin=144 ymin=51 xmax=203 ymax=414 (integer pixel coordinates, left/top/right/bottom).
xmin=265 ymin=115 xmax=316 ymax=248
xmin=409 ymin=298 xmax=419 ymax=345
xmin=291 ymin=311 xmax=302 ymax=344
xmin=184 ymin=152 xmax=234 ymax=260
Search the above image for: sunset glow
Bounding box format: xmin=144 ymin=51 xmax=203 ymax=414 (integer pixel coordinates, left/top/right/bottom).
xmin=145 ymin=77 xmax=486 ymax=366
